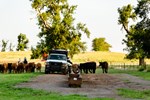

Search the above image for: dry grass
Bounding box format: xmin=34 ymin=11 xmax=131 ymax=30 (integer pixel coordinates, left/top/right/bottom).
xmin=72 ymin=51 xmax=127 ymax=63
xmin=0 ymin=51 xmax=150 ymax=65
xmin=0 ymin=51 xmax=41 ymax=64
xmin=72 ymin=51 xmax=150 ymax=65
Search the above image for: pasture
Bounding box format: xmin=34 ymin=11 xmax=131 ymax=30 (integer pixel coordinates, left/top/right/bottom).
xmin=1 ymin=50 xmax=150 ymax=73
xmin=1 ymin=73 xmax=112 ymax=100
xmin=0 ymin=51 xmax=150 ymax=100
xmin=0 ymin=51 xmax=40 ymax=63
xmin=0 ymin=69 xmax=150 ymax=100
xmin=1 ymin=51 xmax=150 ymax=64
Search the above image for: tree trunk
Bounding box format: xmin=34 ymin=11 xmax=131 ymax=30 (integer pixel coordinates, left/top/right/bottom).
xmin=139 ymin=58 xmax=145 ymax=66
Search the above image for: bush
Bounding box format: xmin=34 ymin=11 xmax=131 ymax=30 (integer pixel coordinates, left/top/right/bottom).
xmin=146 ymin=66 xmax=150 ymax=72
xmin=138 ymin=66 xmax=145 ymax=72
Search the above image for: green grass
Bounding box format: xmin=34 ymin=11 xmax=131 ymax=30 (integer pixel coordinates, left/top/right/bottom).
xmin=0 ymin=73 xmax=113 ymax=100
xmin=105 ymin=68 xmax=150 ymax=80
xmin=0 ymin=69 xmax=150 ymax=100
xmin=118 ymin=88 xmax=150 ymax=100
xmin=100 ymin=69 xmax=150 ymax=100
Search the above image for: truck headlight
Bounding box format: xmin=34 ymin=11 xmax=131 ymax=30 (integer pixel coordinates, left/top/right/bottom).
xmin=62 ymin=63 xmax=67 ymax=67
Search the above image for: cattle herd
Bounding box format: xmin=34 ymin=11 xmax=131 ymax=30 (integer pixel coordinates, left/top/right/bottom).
xmin=0 ymin=62 xmax=42 ymax=74
xmin=0 ymin=61 xmax=108 ymax=74
xmin=76 ymin=61 xmax=108 ymax=74
xmin=0 ymin=60 xmax=108 ymax=88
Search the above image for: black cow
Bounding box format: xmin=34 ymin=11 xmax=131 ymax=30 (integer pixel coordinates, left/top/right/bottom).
xmin=8 ymin=63 xmax=12 ymax=73
xmin=0 ymin=64 xmax=4 ymax=73
xmin=79 ymin=61 xmax=96 ymax=74
xmin=99 ymin=61 xmax=108 ymax=73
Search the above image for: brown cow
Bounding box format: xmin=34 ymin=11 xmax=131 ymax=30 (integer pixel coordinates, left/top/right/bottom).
xmin=99 ymin=61 xmax=108 ymax=73
xmin=17 ymin=62 xmax=24 ymax=73
xmin=12 ymin=63 xmax=18 ymax=73
xmin=3 ymin=63 xmax=8 ymax=73
xmin=70 ymin=64 xmax=80 ymax=74
xmin=25 ymin=62 xmax=35 ymax=73
xmin=35 ymin=63 xmax=42 ymax=72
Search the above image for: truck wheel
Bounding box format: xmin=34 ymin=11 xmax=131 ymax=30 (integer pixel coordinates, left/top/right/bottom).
xmin=62 ymin=71 xmax=67 ymax=75
xmin=68 ymin=84 xmax=72 ymax=87
xmin=45 ymin=71 xmax=49 ymax=74
xmin=61 ymin=69 xmax=67 ymax=75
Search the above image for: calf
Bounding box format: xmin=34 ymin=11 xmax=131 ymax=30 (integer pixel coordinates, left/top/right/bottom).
xmin=25 ymin=62 xmax=35 ymax=73
xmin=35 ymin=63 xmax=42 ymax=72
xmin=8 ymin=63 xmax=12 ymax=73
xmin=0 ymin=64 xmax=4 ymax=73
xmin=17 ymin=62 xmax=24 ymax=73
xmin=3 ymin=63 xmax=8 ymax=73
xmin=70 ymin=64 xmax=80 ymax=74
xmin=12 ymin=63 xmax=18 ymax=73
xmin=99 ymin=61 xmax=108 ymax=73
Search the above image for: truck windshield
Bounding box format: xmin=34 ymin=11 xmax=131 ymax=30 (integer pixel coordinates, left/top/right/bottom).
xmin=48 ymin=54 xmax=67 ymax=61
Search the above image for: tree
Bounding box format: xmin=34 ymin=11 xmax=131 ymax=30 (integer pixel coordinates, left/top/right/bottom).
xmin=29 ymin=0 xmax=90 ymax=58
xmin=92 ymin=37 xmax=111 ymax=51
xmin=118 ymin=0 xmax=150 ymax=65
xmin=16 ymin=33 xmax=29 ymax=51
xmin=9 ymin=43 xmax=15 ymax=51
xmin=30 ymin=46 xmax=41 ymax=59
xmin=134 ymin=0 xmax=150 ymax=57
xmin=30 ymin=39 xmax=48 ymax=59
xmin=1 ymin=40 xmax=8 ymax=52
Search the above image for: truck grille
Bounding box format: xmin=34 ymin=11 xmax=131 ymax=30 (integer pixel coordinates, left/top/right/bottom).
xmin=49 ymin=62 xmax=62 ymax=66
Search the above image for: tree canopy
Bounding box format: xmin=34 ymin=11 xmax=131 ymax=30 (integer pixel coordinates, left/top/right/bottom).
xmin=92 ymin=37 xmax=111 ymax=51
xmin=118 ymin=0 xmax=150 ymax=65
xmin=29 ymin=0 xmax=90 ymax=58
xmin=16 ymin=33 xmax=29 ymax=51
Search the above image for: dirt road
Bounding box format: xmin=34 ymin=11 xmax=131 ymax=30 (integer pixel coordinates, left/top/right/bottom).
xmin=16 ymin=73 xmax=150 ymax=100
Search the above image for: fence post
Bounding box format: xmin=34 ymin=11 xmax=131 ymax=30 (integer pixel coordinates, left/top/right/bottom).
xmin=124 ymin=63 xmax=125 ymax=70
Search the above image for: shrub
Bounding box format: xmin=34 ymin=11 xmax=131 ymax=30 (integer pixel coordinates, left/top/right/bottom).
xmin=146 ymin=65 xmax=150 ymax=72
xmin=138 ymin=66 xmax=145 ymax=72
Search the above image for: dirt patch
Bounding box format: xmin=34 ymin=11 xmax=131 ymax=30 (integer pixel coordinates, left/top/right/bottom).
xmin=16 ymin=73 xmax=150 ymax=100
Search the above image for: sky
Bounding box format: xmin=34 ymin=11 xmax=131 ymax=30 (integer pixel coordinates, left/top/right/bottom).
xmin=0 ymin=0 xmax=137 ymax=53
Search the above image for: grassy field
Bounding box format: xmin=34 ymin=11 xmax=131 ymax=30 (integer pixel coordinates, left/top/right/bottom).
xmin=110 ymin=69 xmax=150 ymax=100
xmin=0 ymin=51 xmax=35 ymax=63
xmin=118 ymin=88 xmax=150 ymax=99
xmin=0 ymin=51 xmax=43 ymax=65
xmin=1 ymin=51 xmax=150 ymax=100
xmin=0 ymin=69 xmax=150 ymax=100
xmin=1 ymin=51 xmax=150 ymax=65
xmin=0 ymin=73 xmax=113 ymax=100
xmin=108 ymin=69 xmax=150 ymax=80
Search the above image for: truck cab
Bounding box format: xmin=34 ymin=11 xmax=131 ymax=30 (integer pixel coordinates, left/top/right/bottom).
xmin=45 ymin=49 xmax=72 ymax=74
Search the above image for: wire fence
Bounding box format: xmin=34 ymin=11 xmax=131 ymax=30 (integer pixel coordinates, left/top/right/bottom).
xmin=109 ymin=62 xmax=150 ymax=70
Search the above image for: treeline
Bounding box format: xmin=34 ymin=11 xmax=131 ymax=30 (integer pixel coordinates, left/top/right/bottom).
xmin=0 ymin=33 xmax=29 ymax=52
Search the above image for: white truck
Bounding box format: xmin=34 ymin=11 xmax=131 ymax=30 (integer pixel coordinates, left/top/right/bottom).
xmin=45 ymin=49 xmax=72 ymax=74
